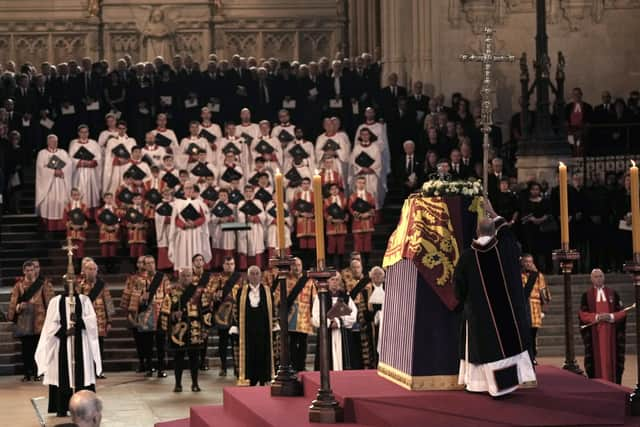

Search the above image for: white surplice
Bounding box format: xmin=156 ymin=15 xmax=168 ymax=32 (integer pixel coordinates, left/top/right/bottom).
xmin=69 ymin=139 xmax=103 ymax=209
xmin=35 ymin=295 xmax=102 ymax=388
xmin=102 ymin=135 xmax=136 ymax=195
xmin=349 ymin=143 xmax=383 ymax=207
xmin=168 ymin=198 xmax=212 ymax=271
xmin=35 ymin=148 xmax=72 ymax=219
xmin=311 ymin=294 xmax=357 ymax=371
xmin=236 ymin=198 xmax=267 ymax=257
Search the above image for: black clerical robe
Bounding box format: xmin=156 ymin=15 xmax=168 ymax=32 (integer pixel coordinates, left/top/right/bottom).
xmin=233 ymin=284 xmax=275 ymax=386
xmin=454 ymin=217 xmax=535 ymax=395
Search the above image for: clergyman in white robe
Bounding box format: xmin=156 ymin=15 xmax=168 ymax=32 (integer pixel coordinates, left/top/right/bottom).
xmin=311 ymin=293 xmax=357 ymax=371
xmin=35 ymin=293 xmax=102 ymax=416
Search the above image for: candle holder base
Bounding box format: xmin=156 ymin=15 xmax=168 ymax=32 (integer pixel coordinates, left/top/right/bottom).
xmin=309 ymin=392 xmax=345 ymax=423
xmin=269 ymin=255 xmax=303 ymax=397
xmin=624 ymin=259 xmax=640 ymax=416
xmin=551 ymin=248 xmax=583 ymax=377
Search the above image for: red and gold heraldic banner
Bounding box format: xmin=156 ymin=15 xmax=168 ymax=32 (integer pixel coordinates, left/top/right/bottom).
xmin=383 ymin=195 xmax=483 ymax=310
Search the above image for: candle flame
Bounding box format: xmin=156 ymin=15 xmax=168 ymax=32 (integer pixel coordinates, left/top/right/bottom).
xmin=632 ymin=160 xmax=637 ymax=168
xmin=559 ymin=161 xmax=565 ymax=168
xmin=275 ymin=167 xmax=281 ymax=174
xmin=314 ymin=169 xmax=320 ymax=176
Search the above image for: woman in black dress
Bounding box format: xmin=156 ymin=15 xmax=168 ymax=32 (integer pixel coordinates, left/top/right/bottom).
xmin=104 ymin=71 xmax=127 ymax=120
xmin=520 ymin=181 xmax=553 ymax=273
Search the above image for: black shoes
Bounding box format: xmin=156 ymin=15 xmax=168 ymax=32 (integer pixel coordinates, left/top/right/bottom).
xmin=97 ymin=374 xmax=106 ymax=380
xmin=21 ymin=375 xmax=31 ymax=382
xmin=33 ymin=375 xmax=43 ymax=382
xmin=157 ymin=370 xmax=167 ymax=378
xmin=173 ymin=384 xmax=183 ymax=392
xmin=219 ymin=368 xmax=227 ymax=377
xmin=191 ymin=384 xmax=201 ymax=392
xmin=200 ymin=361 xmax=209 ymax=371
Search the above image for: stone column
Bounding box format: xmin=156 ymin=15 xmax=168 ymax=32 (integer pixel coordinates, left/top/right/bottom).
xmin=409 ymin=0 xmax=433 ymax=86
xmin=348 ymin=0 xmax=381 ymax=57
xmin=380 ymin=0 xmax=407 ymax=83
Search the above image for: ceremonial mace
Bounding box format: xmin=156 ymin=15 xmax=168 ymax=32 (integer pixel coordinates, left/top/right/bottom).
xmin=270 ymin=171 xmax=303 ymax=397
xmin=62 ymin=237 xmax=78 ymax=390
xmin=308 ymin=172 xmax=343 ymax=423
xmin=459 ymin=27 xmax=514 ymax=195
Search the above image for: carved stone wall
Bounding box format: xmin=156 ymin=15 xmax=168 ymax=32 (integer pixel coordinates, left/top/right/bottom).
xmin=381 ymin=0 xmax=640 ymax=129
xmin=0 ymin=0 xmax=345 ymax=66
xmin=214 ymin=0 xmax=344 ymax=62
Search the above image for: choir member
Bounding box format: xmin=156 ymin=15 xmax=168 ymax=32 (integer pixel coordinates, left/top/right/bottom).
xmin=210 ymin=188 xmax=237 ymax=269
xmin=160 ymin=268 xmax=207 ymax=392
xmin=230 ymin=266 xmax=277 ymax=386
xmin=237 ymin=185 xmax=267 ymax=270
xmin=349 ymin=176 xmax=376 ymax=268
xmin=36 ymin=134 xmax=72 ymax=231
xmin=141 ymin=131 xmax=168 ymax=168
xmin=126 ymin=145 xmax=152 ymax=183
xmin=284 ymin=152 xmax=312 ymax=202
xmin=320 ymin=156 xmax=345 ymax=193
xmin=283 ymin=127 xmax=315 ymax=170
xmin=63 ymin=188 xmax=90 ymax=263
xmin=315 ymin=118 xmax=350 ymax=174
xmin=150 ymin=113 xmax=180 ymax=156
xmin=155 ymin=188 xmax=175 ymax=271
xmin=265 ymin=199 xmax=292 ymax=258
xmin=160 ymin=154 xmax=181 ymax=193
xmin=199 ymin=107 xmax=223 ymax=156
xmin=179 ymin=121 xmax=210 ymax=171
xmin=235 ymin=108 xmax=260 ymax=151
xmin=97 ymin=113 xmax=119 ymax=148
xmin=168 ymin=181 xmax=212 ymax=272
xmin=69 ymin=124 xmax=102 ymax=214
xmin=76 ymin=257 xmax=115 ymax=378
xmin=273 ymin=257 xmax=315 ymax=372
xmin=271 ymin=109 xmax=296 ymax=154
xmin=7 ymin=260 xmax=55 ymax=381
xmin=189 ymin=149 xmax=216 ymax=184
xmin=311 ymin=272 xmax=357 ymax=371
xmin=350 ymin=127 xmax=383 ymax=209
xmin=579 ymin=269 xmax=627 ymax=384
xmin=96 ymin=193 xmax=119 ymax=272
xmin=325 ymin=183 xmax=348 ymax=268
xmin=355 ymin=107 xmax=391 ymax=178
xmin=220 ymin=122 xmax=248 ymax=171
xmin=212 ymin=257 xmax=243 ymax=376
xmin=291 ymin=177 xmax=315 ymax=251
xmin=251 ymin=120 xmax=282 ymax=172
xmin=217 ymin=148 xmax=245 ymax=189
xmin=123 ymin=193 xmax=145 ymax=259
xmin=103 ymin=121 xmax=137 ymax=195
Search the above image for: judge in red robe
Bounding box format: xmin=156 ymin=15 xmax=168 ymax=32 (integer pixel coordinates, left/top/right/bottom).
xmin=579 ymin=269 xmax=626 ymax=384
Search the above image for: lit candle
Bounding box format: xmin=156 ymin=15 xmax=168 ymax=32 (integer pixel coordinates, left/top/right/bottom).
xmin=558 ymin=162 xmax=569 ymax=249
xmin=630 ymin=160 xmax=640 ymax=254
xmin=312 ymin=171 xmax=325 ymax=269
xmin=274 ymin=169 xmax=286 ymax=252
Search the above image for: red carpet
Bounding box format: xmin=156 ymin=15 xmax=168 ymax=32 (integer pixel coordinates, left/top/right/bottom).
xmin=156 ymin=366 xmax=636 ymax=427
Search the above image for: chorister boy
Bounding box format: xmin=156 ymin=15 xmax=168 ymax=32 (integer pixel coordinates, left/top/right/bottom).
xmin=125 ymin=193 xmax=148 ymax=259
xmin=324 ymin=183 xmax=348 ymax=269
xmin=349 ymin=176 xmax=376 ymax=268
xmin=64 ymin=188 xmax=90 ymax=265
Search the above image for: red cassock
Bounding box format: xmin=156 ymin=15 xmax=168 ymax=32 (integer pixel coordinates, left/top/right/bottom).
xmin=579 ymin=286 xmax=627 ymax=384
xmin=291 ymin=190 xmax=315 ymax=249
xmin=348 ymin=191 xmax=376 ymax=253
xmin=63 ymin=202 xmax=89 ymax=259
xmin=96 ymin=206 xmax=120 ymax=257
xmin=324 ymin=195 xmax=348 ymax=255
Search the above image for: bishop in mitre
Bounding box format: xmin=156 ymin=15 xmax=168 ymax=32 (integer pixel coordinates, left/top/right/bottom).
xmin=35 ymin=282 xmax=102 ymax=417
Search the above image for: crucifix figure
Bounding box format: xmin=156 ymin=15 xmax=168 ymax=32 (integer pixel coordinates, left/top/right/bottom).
xmin=459 ymin=27 xmax=514 ymax=194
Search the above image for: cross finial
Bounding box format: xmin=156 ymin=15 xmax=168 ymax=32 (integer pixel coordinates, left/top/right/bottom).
xmin=62 ymin=237 xmax=78 ymax=258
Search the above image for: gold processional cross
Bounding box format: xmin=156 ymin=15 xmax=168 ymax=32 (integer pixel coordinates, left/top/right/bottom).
xmin=459 ymin=27 xmax=515 ymax=194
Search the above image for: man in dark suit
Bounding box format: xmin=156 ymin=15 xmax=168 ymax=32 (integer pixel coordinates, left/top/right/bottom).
xmin=564 ymin=87 xmax=593 ymax=156
xmin=387 ymin=97 xmax=418 ymax=179
xmin=407 ymin=80 xmax=429 ymax=126
xmin=253 ymin=67 xmax=277 ymax=122
xmin=272 ymin=61 xmax=300 ymax=122
xmin=321 ymin=60 xmax=351 ymax=126
xmin=487 ymin=157 xmax=505 ymax=205
xmin=400 ymin=140 xmax=423 ymax=196
xmin=449 ymin=147 xmax=472 ymax=180
xmin=591 ymin=90 xmax=616 ymax=154
xmin=52 ymin=62 xmax=81 ymax=148
xmin=297 ymin=63 xmax=323 ymax=139
xmin=379 ymin=72 xmax=407 ymax=123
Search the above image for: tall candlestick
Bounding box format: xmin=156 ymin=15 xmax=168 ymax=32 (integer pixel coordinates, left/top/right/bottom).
xmin=558 ymin=162 xmax=569 ymax=249
xmin=312 ymin=172 xmax=325 ymax=269
xmin=631 ymin=160 xmax=640 ymax=254
xmin=275 ymin=169 xmax=286 ymax=252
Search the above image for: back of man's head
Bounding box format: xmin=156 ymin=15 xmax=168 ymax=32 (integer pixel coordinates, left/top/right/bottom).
xmin=477 ymin=218 xmax=496 ymax=238
xmin=69 ymin=390 xmax=102 ymax=427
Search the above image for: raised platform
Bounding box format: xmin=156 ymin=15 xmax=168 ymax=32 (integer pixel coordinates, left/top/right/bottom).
xmin=155 ymin=366 xmax=635 ymax=427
